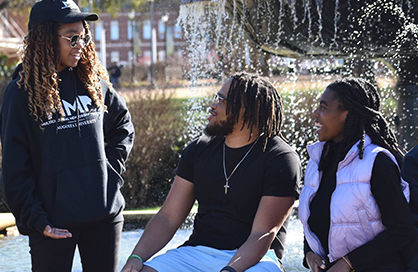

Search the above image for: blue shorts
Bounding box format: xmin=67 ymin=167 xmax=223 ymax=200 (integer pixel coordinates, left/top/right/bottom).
xmin=144 ymin=245 xmax=283 ymax=272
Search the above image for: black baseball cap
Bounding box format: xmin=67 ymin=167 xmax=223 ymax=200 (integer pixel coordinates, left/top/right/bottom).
xmin=28 ymin=0 xmax=98 ymax=30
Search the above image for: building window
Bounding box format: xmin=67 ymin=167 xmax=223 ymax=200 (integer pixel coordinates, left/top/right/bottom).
xmin=95 ymin=21 xmax=103 ymax=41
xmin=158 ymin=50 xmax=165 ymax=62
xmin=175 ymin=49 xmax=182 ymax=59
xmin=166 ymin=26 xmax=174 ymax=56
xmin=128 ymin=21 xmax=133 ymax=40
xmin=143 ymin=20 xmax=151 ymax=39
xmin=158 ymin=20 xmax=165 ymax=39
xmin=110 ymin=51 xmax=120 ymax=63
xmin=143 ymin=50 xmax=151 ymax=65
xmin=128 ymin=51 xmax=133 ymax=66
xmin=174 ymin=25 xmax=182 ymax=39
xmin=110 ymin=20 xmax=119 ymax=40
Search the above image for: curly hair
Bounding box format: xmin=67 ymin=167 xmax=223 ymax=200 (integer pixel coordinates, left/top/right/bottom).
xmin=17 ymin=20 xmax=110 ymax=123
xmin=318 ymin=77 xmax=404 ymax=170
xmin=226 ymin=72 xmax=284 ymax=149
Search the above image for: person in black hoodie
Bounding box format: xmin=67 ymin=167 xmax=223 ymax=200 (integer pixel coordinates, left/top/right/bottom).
xmin=0 ymin=0 xmax=134 ymax=271
xmin=108 ymin=61 xmax=122 ymax=88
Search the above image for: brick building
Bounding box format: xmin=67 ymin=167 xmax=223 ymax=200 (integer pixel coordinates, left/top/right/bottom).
xmin=91 ymin=0 xmax=187 ymax=78
xmin=0 ymin=0 xmax=187 ymax=81
xmin=0 ymin=10 xmax=27 ymax=63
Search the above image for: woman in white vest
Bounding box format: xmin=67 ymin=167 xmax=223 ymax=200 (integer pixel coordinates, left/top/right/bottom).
xmin=299 ymin=77 xmax=417 ymax=272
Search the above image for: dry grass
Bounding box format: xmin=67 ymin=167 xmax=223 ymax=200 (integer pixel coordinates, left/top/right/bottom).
xmin=118 ymin=74 xmax=397 ymax=101
xmin=119 ymin=85 xmax=216 ymax=102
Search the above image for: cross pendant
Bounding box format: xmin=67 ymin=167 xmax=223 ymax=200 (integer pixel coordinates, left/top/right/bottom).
xmin=224 ymin=182 xmax=230 ymax=194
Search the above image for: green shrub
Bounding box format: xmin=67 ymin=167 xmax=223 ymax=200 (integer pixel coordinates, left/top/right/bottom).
xmin=271 ymin=66 xmax=295 ymax=76
xmin=281 ymin=89 xmax=321 ymax=172
xmin=121 ymin=92 xmax=190 ymax=209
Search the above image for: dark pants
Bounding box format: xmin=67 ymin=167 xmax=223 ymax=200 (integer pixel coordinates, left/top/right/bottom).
xmin=406 ymin=252 xmax=418 ymax=272
xmin=407 ymin=255 xmax=418 ymax=272
xmin=110 ymin=77 xmax=120 ymax=88
xmin=29 ymin=221 xmax=123 ymax=272
xmin=362 ymin=258 xmax=406 ymax=272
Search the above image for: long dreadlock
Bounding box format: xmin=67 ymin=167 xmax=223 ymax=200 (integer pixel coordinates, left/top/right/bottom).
xmin=319 ymin=77 xmax=404 ymax=170
xmin=226 ymin=72 xmax=284 ymax=150
xmin=17 ymin=20 xmax=110 ymax=125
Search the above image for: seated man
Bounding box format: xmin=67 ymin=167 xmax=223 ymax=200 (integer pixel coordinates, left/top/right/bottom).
xmin=121 ymin=72 xmax=301 ymax=272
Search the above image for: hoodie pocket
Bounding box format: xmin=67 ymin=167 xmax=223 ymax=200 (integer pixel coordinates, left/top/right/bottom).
xmin=51 ymin=159 xmax=125 ymax=227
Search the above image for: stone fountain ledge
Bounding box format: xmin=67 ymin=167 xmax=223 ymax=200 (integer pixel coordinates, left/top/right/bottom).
xmin=0 ymin=213 xmax=15 ymax=231
xmin=0 ymin=201 xmax=299 ymax=234
xmin=0 ymin=210 xmax=168 ymax=233
xmin=0 ymin=208 xmax=198 ymax=234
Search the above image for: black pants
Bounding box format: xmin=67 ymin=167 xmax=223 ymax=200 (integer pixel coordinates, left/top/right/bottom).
xmin=29 ymin=221 xmax=123 ymax=272
xmin=361 ymin=257 xmax=406 ymax=272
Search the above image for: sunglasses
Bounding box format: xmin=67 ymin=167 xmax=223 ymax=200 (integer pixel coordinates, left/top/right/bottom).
xmin=58 ymin=34 xmax=92 ymax=48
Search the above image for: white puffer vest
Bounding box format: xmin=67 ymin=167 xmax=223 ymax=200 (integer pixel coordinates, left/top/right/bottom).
xmin=299 ymin=135 xmax=410 ymax=262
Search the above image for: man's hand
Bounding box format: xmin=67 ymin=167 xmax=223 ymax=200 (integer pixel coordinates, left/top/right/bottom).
xmin=43 ymin=225 xmax=72 ymax=239
xmin=306 ymin=251 xmax=326 ymax=272
xmin=327 ymin=258 xmax=352 ymax=272
xmin=120 ymin=258 xmax=143 ymax=272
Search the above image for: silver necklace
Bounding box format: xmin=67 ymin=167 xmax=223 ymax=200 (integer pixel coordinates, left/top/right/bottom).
xmin=222 ymin=134 xmax=263 ymax=194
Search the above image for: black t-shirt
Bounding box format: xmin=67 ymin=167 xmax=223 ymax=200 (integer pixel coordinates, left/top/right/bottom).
xmin=176 ymin=134 xmax=301 ymax=259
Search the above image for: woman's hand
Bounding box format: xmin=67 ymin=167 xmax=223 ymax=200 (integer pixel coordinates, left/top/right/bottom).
xmin=43 ymin=225 xmax=72 ymax=239
xmin=306 ymin=251 xmax=326 ymax=272
xmin=326 ymin=258 xmax=352 ymax=272
xmin=120 ymin=258 xmax=143 ymax=272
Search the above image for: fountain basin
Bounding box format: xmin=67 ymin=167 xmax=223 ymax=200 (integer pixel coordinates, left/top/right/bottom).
xmin=0 ymin=213 xmax=14 ymax=232
xmin=0 ymin=215 xmax=306 ymax=271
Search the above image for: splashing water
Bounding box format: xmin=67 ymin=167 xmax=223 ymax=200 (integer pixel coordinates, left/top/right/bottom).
xmin=178 ymin=0 xmax=417 ymax=152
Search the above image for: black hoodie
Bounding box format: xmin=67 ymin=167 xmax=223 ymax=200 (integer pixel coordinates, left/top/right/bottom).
xmin=0 ymin=65 xmax=134 ymax=235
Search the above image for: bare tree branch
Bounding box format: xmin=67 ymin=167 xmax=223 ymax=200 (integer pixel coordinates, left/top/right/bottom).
xmin=0 ymin=0 xmax=36 ymax=11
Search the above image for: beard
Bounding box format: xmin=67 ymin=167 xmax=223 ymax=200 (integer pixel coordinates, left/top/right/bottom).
xmin=204 ymin=115 xmax=235 ymax=136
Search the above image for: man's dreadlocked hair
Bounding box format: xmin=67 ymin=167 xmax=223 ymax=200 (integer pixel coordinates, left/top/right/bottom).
xmin=319 ymin=77 xmax=404 ymax=170
xmin=226 ymin=72 xmax=284 ymax=150
xmin=17 ymin=20 xmax=110 ymax=124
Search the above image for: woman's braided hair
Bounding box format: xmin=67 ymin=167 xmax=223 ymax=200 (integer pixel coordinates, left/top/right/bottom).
xmin=324 ymin=77 xmax=404 ymax=167
xmin=226 ymin=72 xmax=284 ymax=150
xmin=17 ymin=20 xmax=110 ymax=124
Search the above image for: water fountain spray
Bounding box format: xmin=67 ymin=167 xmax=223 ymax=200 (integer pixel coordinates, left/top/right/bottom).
xmin=179 ymin=0 xmax=418 ymax=149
